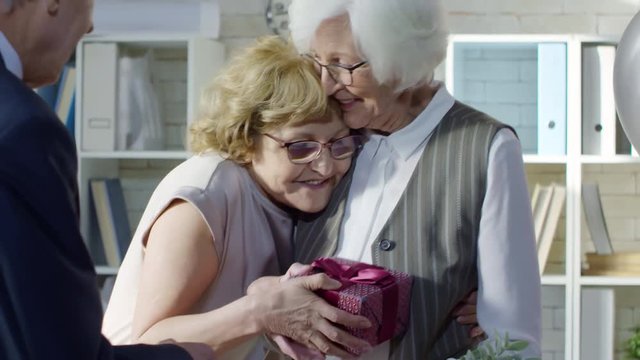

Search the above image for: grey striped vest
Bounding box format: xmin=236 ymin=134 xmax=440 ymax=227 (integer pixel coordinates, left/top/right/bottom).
xmin=293 ymin=102 xmax=512 ymax=359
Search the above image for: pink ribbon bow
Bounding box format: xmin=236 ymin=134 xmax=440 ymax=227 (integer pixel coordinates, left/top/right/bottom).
xmin=311 ymin=257 xmax=394 ymax=289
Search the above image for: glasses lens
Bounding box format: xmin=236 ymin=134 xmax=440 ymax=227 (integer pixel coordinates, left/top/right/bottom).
xmin=287 ymin=141 xmax=321 ymax=163
xmin=330 ymin=136 xmax=360 ymax=159
xmin=327 ymin=65 xmax=351 ymax=86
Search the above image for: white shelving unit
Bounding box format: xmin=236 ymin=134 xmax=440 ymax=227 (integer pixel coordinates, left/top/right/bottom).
xmin=74 ymin=33 xmax=225 ymax=268
xmin=447 ymin=34 xmax=638 ymax=360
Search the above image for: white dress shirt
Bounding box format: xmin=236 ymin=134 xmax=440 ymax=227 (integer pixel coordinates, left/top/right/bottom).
xmin=333 ymin=84 xmax=542 ymax=359
xmin=0 ymin=31 xmax=23 ymax=80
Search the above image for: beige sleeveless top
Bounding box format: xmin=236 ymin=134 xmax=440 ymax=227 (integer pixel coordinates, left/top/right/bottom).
xmin=102 ymin=152 xmax=293 ymax=359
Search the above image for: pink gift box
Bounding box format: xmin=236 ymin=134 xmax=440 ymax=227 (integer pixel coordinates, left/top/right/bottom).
xmin=311 ymin=257 xmax=413 ymax=354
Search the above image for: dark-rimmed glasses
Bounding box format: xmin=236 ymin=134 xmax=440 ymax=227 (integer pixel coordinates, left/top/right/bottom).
xmin=304 ymin=54 xmax=368 ymax=86
xmin=263 ymin=133 xmax=363 ymax=164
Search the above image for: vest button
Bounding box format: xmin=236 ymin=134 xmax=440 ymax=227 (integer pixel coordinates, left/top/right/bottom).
xmin=379 ymin=239 xmax=395 ymax=251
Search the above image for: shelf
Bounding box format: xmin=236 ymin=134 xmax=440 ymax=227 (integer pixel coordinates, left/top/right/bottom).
xmin=523 ymin=155 xmax=567 ymax=164
xmin=95 ymin=266 xmax=119 ymax=276
xmin=83 ymin=32 xmax=212 ymax=44
xmin=580 ymin=155 xmax=640 ymax=164
xmin=541 ymin=275 xmax=567 ymax=286
xmin=580 ymin=276 xmax=640 ymax=286
xmin=79 ymin=151 xmax=191 ymax=160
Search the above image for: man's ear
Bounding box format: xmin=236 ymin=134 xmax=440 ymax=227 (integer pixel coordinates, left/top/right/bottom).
xmin=45 ymin=0 xmax=58 ymax=16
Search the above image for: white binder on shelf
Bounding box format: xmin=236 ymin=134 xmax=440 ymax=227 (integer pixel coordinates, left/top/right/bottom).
xmin=582 ymin=45 xmax=617 ymax=156
xmin=81 ymin=42 xmax=118 ymax=151
xmin=537 ymin=43 xmax=567 ymax=155
xmin=580 ymin=288 xmax=614 ymax=360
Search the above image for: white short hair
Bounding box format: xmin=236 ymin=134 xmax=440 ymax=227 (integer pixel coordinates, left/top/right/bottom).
xmin=288 ymin=0 xmax=449 ymax=92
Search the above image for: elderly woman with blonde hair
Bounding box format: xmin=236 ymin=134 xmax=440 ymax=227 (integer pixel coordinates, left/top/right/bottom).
xmin=279 ymin=0 xmax=543 ymax=359
xmin=102 ymin=36 xmax=373 ymax=359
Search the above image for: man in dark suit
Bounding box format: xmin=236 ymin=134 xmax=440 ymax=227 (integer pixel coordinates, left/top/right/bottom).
xmin=0 ymin=0 xmax=213 ymax=359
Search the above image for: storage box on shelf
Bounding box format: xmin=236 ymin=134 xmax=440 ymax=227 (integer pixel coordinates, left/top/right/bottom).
xmin=75 ymin=33 xmax=225 ymax=271
xmin=445 ymin=34 xmax=638 ymax=360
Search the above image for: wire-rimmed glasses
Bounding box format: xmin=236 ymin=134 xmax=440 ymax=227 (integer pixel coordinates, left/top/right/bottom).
xmin=304 ymin=54 xmax=368 ymax=86
xmin=263 ymin=133 xmax=363 ymax=164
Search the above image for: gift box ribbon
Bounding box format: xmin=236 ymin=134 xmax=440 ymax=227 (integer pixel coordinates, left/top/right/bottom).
xmin=311 ymin=258 xmax=399 ymax=342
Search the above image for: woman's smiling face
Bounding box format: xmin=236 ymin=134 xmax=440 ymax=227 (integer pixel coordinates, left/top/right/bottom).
xmin=248 ymin=112 xmax=353 ymax=213
xmin=310 ymin=14 xmax=399 ymax=131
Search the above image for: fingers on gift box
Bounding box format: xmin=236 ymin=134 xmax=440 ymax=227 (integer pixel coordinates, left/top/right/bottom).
xmin=311 ymin=257 xmax=413 ymax=355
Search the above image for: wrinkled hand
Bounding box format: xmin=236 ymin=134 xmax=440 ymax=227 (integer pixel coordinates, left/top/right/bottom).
xmin=247 ymin=263 xmax=313 ymax=295
xmin=265 ymin=263 xmax=326 ymax=360
xmin=452 ymin=290 xmax=485 ymax=340
xmin=251 ymin=268 xmax=372 ymax=358
xmin=272 ymin=334 xmax=324 ymax=360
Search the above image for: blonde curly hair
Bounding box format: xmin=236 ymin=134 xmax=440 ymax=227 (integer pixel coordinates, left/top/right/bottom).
xmin=189 ymin=36 xmax=335 ymax=164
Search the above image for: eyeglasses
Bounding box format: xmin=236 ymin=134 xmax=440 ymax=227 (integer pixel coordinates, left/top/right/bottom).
xmin=263 ymin=133 xmax=363 ymax=164
xmin=304 ymin=54 xmax=368 ymax=86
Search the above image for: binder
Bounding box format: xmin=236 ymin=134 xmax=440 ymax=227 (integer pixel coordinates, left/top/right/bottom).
xmin=81 ymin=42 xmax=118 ymax=151
xmin=580 ymin=288 xmax=614 ymax=360
xmin=537 ymin=43 xmax=567 ymax=155
xmin=582 ymin=45 xmax=617 ymax=155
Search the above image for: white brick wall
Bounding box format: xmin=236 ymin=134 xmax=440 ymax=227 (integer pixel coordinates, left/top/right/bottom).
xmin=453 ymin=45 xmax=538 ymax=153
xmin=119 ymin=159 xmax=183 ymax=231
xmin=542 ymin=286 xmax=566 ymax=360
xmin=613 ymin=287 xmax=640 ymax=359
xmin=443 ymin=0 xmax=639 ymax=35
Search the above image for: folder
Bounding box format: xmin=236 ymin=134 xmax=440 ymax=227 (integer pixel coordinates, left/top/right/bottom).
xmin=81 ymin=42 xmax=118 ymax=151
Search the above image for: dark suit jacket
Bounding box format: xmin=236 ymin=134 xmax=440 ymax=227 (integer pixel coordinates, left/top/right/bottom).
xmin=0 ymin=55 xmax=191 ymax=360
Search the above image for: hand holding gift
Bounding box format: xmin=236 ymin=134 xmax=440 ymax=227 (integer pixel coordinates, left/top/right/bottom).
xmin=247 ymin=264 xmax=373 ymax=359
xmin=310 ymin=257 xmax=413 ymax=355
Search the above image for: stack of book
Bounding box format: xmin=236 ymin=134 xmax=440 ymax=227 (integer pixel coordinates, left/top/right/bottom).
xmin=531 ymin=182 xmax=566 ymax=275
xmin=89 ymin=178 xmax=131 ymax=267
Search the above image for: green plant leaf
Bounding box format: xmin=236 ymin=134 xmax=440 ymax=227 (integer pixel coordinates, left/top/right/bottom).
xmin=506 ymin=340 xmax=529 ymax=351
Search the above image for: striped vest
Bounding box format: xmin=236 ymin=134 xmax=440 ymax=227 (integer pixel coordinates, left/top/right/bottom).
xmin=293 ymin=102 xmax=512 ymax=359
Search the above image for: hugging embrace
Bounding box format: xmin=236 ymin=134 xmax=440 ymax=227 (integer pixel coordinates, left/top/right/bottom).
xmin=103 ymin=1 xmax=541 ymax=359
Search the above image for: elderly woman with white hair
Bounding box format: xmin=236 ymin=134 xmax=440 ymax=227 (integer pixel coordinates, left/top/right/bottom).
xmin=283 ymin=0 xmax=542 ymax=359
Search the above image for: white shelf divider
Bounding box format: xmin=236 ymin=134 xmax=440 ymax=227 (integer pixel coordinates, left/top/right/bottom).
xmin=541 ymin=275 xmax=568 ymax=286
xmin=580 ymin=276 xmax=640 ymax=287
xmin=79 ymin=151 xmax=191 ymax=160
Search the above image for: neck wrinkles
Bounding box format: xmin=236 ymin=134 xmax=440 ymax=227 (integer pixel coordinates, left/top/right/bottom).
xmin=372 ymin=83 xmax=437 ymax=134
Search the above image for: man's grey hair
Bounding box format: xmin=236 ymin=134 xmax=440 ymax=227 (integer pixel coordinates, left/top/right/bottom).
xmin=288 ymin=0 xmax=449 ymax=92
